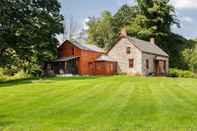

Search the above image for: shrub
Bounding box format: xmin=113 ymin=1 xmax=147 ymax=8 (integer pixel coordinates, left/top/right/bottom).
xmin=12 ymin=70 xmax=32 ymax=80
xmin=0 ymin=68 xmax=32 ymax=81
xmin=169 ymin=68 xmax=197 ymax=78
xmin=0 ymin=68 xmax=7 ymax=81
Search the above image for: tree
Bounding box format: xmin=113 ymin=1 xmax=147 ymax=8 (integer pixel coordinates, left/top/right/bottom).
xmin=87 ymin=1 xmax=179 ymax=49
xmin=87 ymin=11 xmax=114 ymax=49
xmin=132 ymin=0 xmax=179 ymax=39
xmin=0 ymin=0 xmax=64 ymax=74
xmin=182 ymin=39 xmax=197 ymax=72
xmin=87 ymin=5 xmax=139 ymax=49
xmin=112 ymin=5 xmax=139 ymax=34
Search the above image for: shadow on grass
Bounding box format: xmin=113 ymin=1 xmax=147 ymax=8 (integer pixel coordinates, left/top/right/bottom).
xmin=0 ymin=115 xmax=14 ymax=128
xmin=47 ymin=76 xmax=100 ymax=81
xmin=0 ymin=78 xmax=39 ymax=88
xmin=0 ymin=76 xmax=100 ymax=88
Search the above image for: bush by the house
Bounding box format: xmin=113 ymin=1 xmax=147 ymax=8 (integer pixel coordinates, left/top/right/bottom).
xmin=0 ymin=68 xmax=6 ymax=81
xmin=0 ymin=68 xmax=32 ymax=81
xmin=169 ymin=68 xmax=197 ymax=78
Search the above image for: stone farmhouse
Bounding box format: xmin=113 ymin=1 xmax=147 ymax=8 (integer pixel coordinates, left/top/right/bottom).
xmin=108 ymin=36 xmax=169 ymax=76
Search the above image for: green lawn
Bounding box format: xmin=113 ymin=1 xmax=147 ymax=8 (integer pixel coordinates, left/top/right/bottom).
xmin=0 ymin=76 xmax=197 ymax=130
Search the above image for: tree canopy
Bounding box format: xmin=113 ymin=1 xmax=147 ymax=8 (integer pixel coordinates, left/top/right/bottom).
xmin=131 ymin=0 xmax=179 ymax=39
xmin=87 ymin=0 xmax=179 ymax=48
xmin=87 ymin=11 xmax=114 ymax=49
xmin=112 ymin=5 xmax=139 ymax=34
xmin=0 ymin=0 xmax=63 ymax=74
xmin=182 ymin=39 xmax=197 ymax=72
xmin=86 ymin=0 xmax=192 ymax=69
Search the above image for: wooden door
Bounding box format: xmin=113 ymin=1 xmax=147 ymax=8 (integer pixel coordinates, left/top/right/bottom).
xmin=154 ymin=60 xmax=159 ymax=75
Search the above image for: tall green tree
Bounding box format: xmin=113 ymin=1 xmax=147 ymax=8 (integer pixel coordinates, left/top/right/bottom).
xmin=87 ymin=1 xmax=179 ymax=49
xmin=87 ymin=11 xmax=114 ymax=49
xmin=112 ymin=5 xmax=139 ymax=34
xmin=87 ymin=5 xmax=138 ymax=49
xmin=182 ymin=39 xmax=197 ymax=72
xmin=132 ymin=0 xmax=179 ymax=39
xmin=0 ymin=0 xmax=63 ymax=74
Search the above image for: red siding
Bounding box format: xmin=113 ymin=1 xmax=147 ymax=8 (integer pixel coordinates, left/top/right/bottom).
xmin=58 ymin=41 xmax=81 ymax=57
xmin=58 ymin=40 xmax=117 ymax=75
xmin=79 ymin=50 xmax=101 ymax=75
xmin=94 ymin=61 xmax=117 ymax=75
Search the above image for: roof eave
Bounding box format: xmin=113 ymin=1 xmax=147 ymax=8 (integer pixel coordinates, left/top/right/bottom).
xmin=142 ymin=51 xmax=169 ymax=58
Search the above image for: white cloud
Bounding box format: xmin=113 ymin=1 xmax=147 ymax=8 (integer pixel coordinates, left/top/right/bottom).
xmin=182 ymin=16 xmax=193 ymax=23
xmin=171 ymin=0 xmax=197 ymax=9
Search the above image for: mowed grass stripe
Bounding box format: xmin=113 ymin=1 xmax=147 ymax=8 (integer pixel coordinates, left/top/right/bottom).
xmin=150 ymin=78 xmax=197 ymax=128
xmin=52 ymin=80 xmax=126 ymax=126
xmin=115 ymin=79 xmax=161 ymax=128
xmin=0 ymin=82 xmax=83 ymax=112
xmin=0 ymin=80 xmax=99 ymax=124
xmin=166 ymin=83 xmax=197 ymax=126
xmin=71 ymin=81 xmax=136 ymax=128
xmin=0 ymin=76 xmax=197 ymax=130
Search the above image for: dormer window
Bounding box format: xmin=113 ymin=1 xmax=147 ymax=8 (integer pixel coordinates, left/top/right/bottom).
xmin=127 ymin=47 xmax=131 ymax=54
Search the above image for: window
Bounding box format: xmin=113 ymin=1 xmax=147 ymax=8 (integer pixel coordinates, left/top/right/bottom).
xmin=126 ymin=47 xmax=131 ymax=54
xmin=146 ymin=59 xmax=149 ymax=69
xmin=129 ymin=59 xmax=134 ymax=68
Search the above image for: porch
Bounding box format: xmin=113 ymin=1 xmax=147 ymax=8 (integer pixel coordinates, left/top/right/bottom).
xmin=45 ymin=56 xmax=80 ymax=75
xmin=154 ymin=56 xmax=168 ymax=76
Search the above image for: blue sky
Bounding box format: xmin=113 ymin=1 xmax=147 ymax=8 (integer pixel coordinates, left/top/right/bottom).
xmin=59 ymin=0 xmax=197 ymax=39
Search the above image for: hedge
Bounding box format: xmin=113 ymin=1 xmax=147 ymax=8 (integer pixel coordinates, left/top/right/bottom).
xmin=169 ymin=68 xmax=197 ymax=78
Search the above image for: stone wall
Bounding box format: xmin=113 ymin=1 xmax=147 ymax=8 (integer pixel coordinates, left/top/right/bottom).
xmin=141 ymin=53 xmax=155 ymax=75
xmin=108 ymin=38 xmax=143 ymax=74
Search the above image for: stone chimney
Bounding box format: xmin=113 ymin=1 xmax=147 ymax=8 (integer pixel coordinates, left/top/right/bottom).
xmin=150 ymin=38 xmax=155 ymax=45
xmin=120 ymin=27 xmax=127 ymax=37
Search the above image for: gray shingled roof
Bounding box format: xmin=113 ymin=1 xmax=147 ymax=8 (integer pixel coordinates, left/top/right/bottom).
xmin=96 ymin=55 xmax=116 ymax=62
xmin=128 ymin=37 xmax=168 ymax=57
xmin=72 ymin=41 xmax=104 ymax=53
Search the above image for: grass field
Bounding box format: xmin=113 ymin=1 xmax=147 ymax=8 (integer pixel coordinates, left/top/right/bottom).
xmin=0 ymin=76 xmax=197 ymax=130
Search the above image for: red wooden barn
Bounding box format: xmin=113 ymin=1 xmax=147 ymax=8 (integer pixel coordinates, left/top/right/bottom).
xmin=45 ymin=40 xmax=117 ymax=75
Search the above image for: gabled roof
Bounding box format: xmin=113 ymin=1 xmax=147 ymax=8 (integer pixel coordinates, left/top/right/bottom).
xmin=73 ymin=41 xmax=105 ymax=53
xmin=128 ymin=37 xmax=168 ymax=57
xmin=59 ymin=40 xmax=104 ymax=53
xmin=107 ymin=36 xmax=168 ymax=57
xmin=96 ymin=54 xmax=116 ymax=62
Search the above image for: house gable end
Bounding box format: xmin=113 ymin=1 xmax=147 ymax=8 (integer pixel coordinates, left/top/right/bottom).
xmin=107 ymin=37 xmax=142 ymax=55
xmin=107 ymin=37 xmax=143 ymax=74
